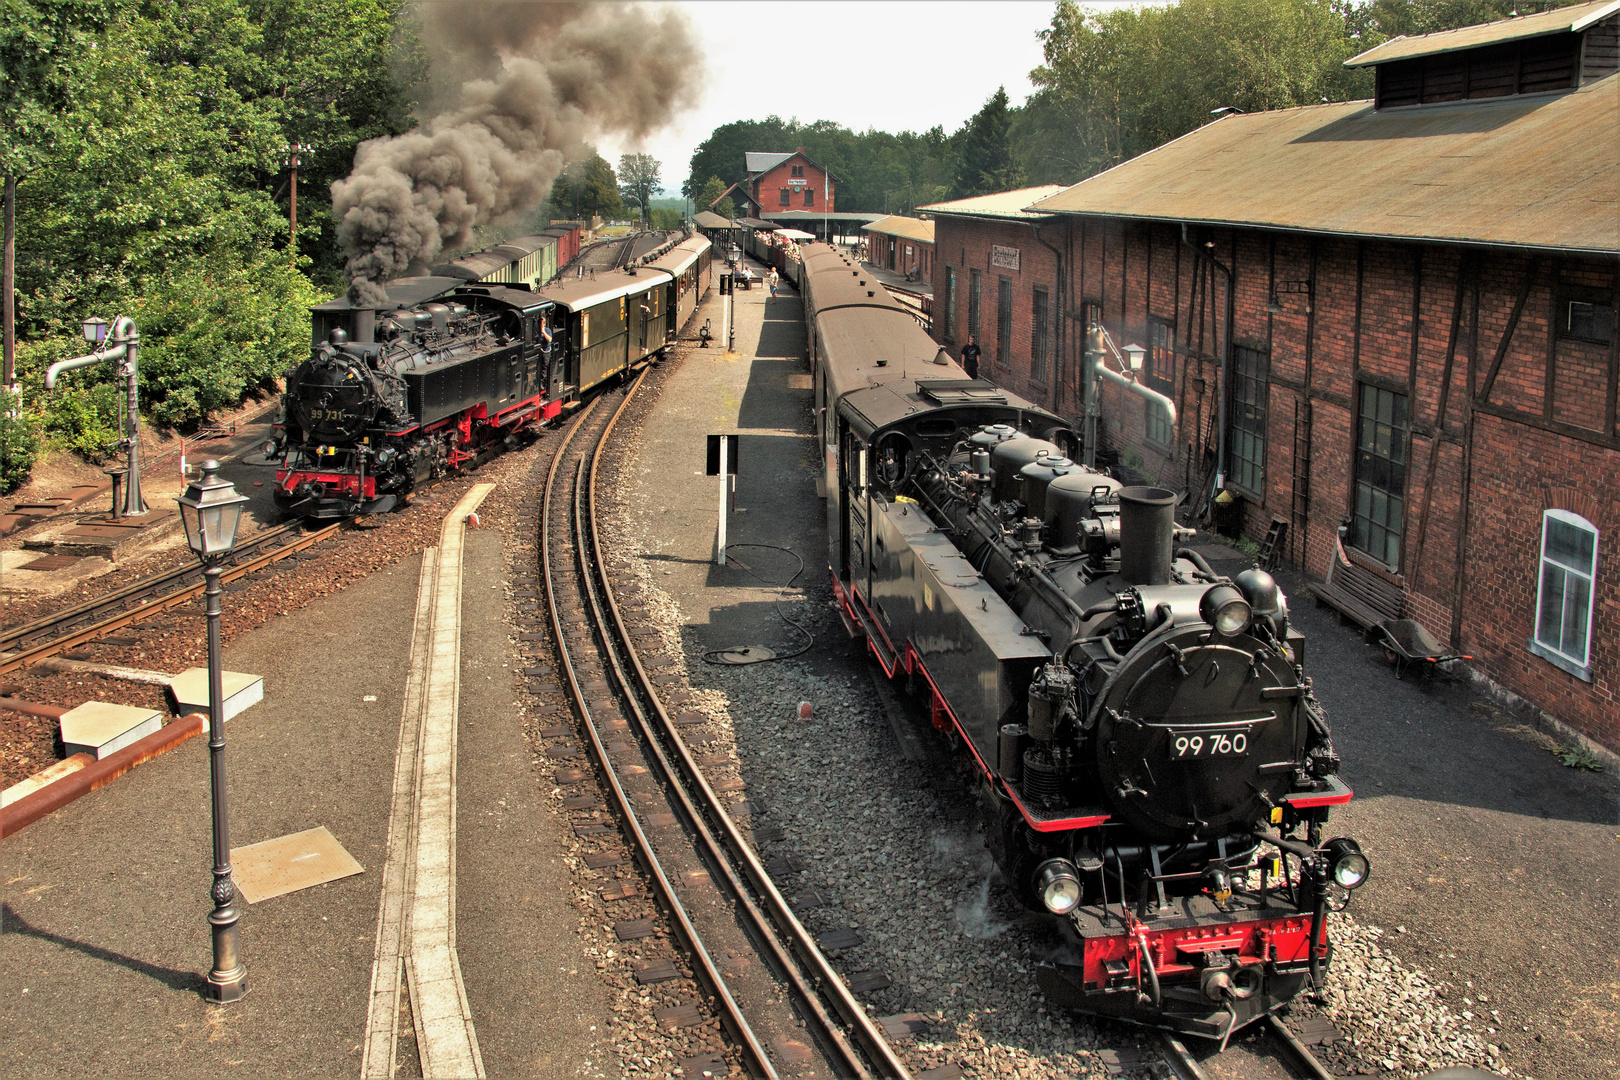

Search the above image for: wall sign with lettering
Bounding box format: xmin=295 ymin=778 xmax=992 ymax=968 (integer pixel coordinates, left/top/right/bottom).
xmin=991 ymin=245 xmax=1021 ymax=271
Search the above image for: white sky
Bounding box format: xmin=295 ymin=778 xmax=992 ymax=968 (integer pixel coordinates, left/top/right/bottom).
xmin=597 ymin=1 xmax=1135 ymax=199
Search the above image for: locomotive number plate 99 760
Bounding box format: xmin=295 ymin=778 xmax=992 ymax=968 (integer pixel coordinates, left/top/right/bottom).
xmin=1169 ymin=729 xmax=1251 ymax=759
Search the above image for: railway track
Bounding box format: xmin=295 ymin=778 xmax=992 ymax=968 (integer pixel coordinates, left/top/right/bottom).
xmin=0 ymin=518 xmax=341 ymax=679
xmin=1161 ymin=1014 xmax=1337 ymax=1080
xmin=539 ymin=371 xmax=911 ymax=1079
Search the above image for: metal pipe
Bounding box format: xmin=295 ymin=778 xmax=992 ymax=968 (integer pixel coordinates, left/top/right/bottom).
xmin=45 ymin=347 xmax=121 ymax=390
xmin=1181 ymin=224 xmax=1233 ymax=491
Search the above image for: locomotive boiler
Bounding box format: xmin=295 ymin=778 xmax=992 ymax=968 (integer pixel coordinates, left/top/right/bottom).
xmin=800 ymin=242 xmax=1369 ymax=1038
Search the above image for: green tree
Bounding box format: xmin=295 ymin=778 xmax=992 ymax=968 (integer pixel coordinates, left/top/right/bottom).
xmin=580 ymin=154 xmax=624 ymax=219
xmin=617 ymin=153 xmax=662 ymax=224
xmin=697 ymin=175 xmax=735 ymax=219
xmin=953 ymin=87 xmax=1023 ymax=198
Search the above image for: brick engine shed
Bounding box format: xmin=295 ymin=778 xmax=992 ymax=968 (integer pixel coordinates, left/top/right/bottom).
xmin=929 ymin=2 xmax=1620 ymax=752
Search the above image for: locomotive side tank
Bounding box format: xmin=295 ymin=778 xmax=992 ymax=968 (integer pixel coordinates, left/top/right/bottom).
xmin=798 ymin=242 xmax=1369 ymax=1039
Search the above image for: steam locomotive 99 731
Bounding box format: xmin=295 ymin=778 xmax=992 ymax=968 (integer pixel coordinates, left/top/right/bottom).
xmin=800 ymin=242 xmax=1368 ymax=1038
xmin=270 ymin=232 xmax=712 ymax=516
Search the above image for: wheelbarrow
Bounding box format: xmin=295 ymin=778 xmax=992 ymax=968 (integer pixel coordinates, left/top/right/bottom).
xmin=1366 ymin=619 xmax=1473 ymax=679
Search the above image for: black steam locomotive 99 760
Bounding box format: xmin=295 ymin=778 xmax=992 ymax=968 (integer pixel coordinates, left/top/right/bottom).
xmin=799 ymin=242 xmax=1369 ymax=1039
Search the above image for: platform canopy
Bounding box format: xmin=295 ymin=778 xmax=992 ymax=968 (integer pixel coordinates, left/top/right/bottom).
xmin=775 ymin=228 xmax=816 ymax=240
xmin=693 ymin=210 xmax=735 ymax=229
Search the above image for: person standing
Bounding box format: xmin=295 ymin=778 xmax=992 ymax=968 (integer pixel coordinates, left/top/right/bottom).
xmin=767 ymin=266 xmax=779 ymax=302
xmin=960 ymin=334 xmax=981 ymax=379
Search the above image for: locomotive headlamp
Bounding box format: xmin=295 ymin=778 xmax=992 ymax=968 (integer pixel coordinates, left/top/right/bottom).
xmin=1199 ymin=584 xmax=1252 ymax=636
xmin=1323 ymin=837 xmax=1370 ymax=890
xmin=1034 ymin=859 xmax=1082 ymax=915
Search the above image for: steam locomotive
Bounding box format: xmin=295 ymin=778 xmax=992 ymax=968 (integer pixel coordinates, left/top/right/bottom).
xmin=800 ymin=243 xmax=1369 ymax=1038
xmin=270 ymin=232 xmax=712 ymax=516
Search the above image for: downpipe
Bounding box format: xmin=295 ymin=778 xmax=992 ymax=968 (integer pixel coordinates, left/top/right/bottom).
xmin=1180 ymin=224 xmax=1233 ymax=494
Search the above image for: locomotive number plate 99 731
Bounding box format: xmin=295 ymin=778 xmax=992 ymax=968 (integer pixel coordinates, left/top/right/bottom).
xmin=1169 ymin=729 xmax=1251 ymax=759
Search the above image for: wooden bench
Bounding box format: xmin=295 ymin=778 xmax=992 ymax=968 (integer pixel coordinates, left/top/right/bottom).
xmin=1311 ymin=555 xmax=1403 ymax=631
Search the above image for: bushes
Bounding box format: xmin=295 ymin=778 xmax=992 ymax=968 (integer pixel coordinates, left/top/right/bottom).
xmin=0 ymin=389 xmax=39 ymax=495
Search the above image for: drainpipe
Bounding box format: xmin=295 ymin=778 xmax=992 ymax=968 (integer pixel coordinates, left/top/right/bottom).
xmin=1181 ymin=223 xmax=1234 ymax=493
xmin=1034 ymin=221 xmax=1064 ymax=414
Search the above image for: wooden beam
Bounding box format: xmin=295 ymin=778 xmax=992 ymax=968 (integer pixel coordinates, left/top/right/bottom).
xmin=1476 ymin=253 xmax=1542 ymax=404
xmin=1409 ymin=255 xmax=1470 ymax=584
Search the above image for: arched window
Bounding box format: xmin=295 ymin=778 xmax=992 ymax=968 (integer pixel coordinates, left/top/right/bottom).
xmin=1532 ymin=509 xmax=1598 ymax=677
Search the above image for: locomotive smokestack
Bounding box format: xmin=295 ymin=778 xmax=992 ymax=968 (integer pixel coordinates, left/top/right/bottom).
xmin=1118 ymin=486 xmax=1177 ymax=586
xmin=333 ymin=1 xmax=701 ymax=297
xmin=353 ymin=308 xmax=376 ymax=345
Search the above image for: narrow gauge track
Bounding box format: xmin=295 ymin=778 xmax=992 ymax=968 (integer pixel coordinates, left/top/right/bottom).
xmin=0 ymin=518 xmax=341 ymax=678
xmin=540 ymin=372 xmax=912 ymax=1080
xmin=1161 ymin=1015 xmax=1337 ymax=1080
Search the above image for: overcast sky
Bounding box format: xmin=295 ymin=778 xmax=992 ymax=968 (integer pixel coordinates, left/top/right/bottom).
xmin=597 ymin=1 xmax=1134 ymax=197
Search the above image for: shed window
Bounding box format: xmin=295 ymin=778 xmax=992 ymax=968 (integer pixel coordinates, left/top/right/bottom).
xmin=1145 ymin=318 xmax=1175 ymax=446
xmin=968 ymin=270 xmax=982 ymax=341
xmin=1560 ymin=291 xmax=1615 ymax=346
xmin=1229 ymin=345 xmax=1268 ymax=494
xmin=1533 ymin=510 xmax=1597 ymax=675
xmin=1032 ymin=287 xmax=1050 ymax=384
xmin=996 ymin=277 xmax=1012 ymax=366
xmin=1352 ymin=383 xmax=1408 ymax=568
xmin=943 ymin=267 xmax=956 ymax=342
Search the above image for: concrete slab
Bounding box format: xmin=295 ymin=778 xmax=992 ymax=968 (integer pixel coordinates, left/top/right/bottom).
xmin=167 ymin=667 xmax=264 ymax=724
xmin=231 ymin=826 xmax=364 ymax=904
xmin=58 ymin=701 xmax=165 ymax=759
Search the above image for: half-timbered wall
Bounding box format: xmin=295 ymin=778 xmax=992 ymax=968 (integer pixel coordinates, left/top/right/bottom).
xmin=933 ymin=207 xmax=1620 ymax=748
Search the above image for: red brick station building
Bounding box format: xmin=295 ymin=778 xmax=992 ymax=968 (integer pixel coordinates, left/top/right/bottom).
xmin=924 ymin=2 xmax=1620 ymax=754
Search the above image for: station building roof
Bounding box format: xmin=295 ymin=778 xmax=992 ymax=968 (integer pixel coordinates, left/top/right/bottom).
xmin=1345 ymin=0 xmax=1619 ymax=66
xmin=745 ymin=151 xmax=794 ymax=174
xmin=693 ymin=210 xmax=736 ymax=229
xmin=862 ymin=216 xmax=936 ymax=244
xmin=1027 ymin=75 xmax=1620 ymax=256
xmin=920 ymin=186 xmax=1067 ymax=221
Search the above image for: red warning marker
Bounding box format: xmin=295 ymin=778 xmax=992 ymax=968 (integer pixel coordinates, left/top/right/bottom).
xmin=798 ymin=701 xmax=812 ymax=720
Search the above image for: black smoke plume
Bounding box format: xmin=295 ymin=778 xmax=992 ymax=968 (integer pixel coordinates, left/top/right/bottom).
xmin=334 ymin=1 xmax=701 ymax=305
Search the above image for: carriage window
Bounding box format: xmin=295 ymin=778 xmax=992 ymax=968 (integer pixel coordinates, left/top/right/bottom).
xmin=1532 ymin=510 xmax=1597 ymax=677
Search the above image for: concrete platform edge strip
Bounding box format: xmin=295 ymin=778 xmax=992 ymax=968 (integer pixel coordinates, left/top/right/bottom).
xmin=0 ymin=715 xmax=206 ymax=839
xmin=361 ymin=544 xmax=440 ymax=1080
xmin=365 ymin=482 xmax=494 ymax=1080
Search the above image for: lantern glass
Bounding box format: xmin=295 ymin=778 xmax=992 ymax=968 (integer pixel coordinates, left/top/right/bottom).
xmin=82 ymin=317 xmax=109 ymax=344
xmin=176 ymin=461 xmax=249 ymax=559
xmin=1123 ymin=344 xmax=1146 ymax=371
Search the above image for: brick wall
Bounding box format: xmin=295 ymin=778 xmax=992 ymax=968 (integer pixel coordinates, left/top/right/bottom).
xmin=751 ymin=153 xmax=834 ymax=213
xmin=929 ymin=215 xmax=1062 ymax=413
xmin=925 ymin=205 xmax=1620 ymax=749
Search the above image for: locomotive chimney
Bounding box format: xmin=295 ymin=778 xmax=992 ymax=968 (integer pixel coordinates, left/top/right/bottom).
xmin=1118 ymin=486 xmax=1176 ymax=586
xmin=353 ymin=307 xmax=376 ymax=344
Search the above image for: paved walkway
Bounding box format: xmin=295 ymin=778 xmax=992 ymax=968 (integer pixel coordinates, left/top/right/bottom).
xmin=0 ymin=485 xmax=609 ymax=1077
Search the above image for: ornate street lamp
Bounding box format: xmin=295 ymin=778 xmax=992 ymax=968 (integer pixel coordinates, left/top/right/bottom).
xmin=175 ymin=460 xmax=251 ymax=1003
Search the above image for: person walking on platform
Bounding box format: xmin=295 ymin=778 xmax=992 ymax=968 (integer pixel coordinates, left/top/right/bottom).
xmin=960 ymin=335 xmax=981 ymax=379
xmin=767 ymin=267 xmax=779 ymax=302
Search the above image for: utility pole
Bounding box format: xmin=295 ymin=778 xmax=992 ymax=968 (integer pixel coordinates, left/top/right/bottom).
xmin=4 ymin=175 xmax=15 ymax=397
xmin=284 ymin=143 xmax=314 ymax=242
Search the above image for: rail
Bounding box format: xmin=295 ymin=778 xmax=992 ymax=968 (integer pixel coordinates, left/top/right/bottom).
xmin=540 ymin=371 xmax=911 ymax=1078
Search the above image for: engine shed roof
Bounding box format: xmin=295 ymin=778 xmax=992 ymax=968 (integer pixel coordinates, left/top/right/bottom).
xmin=312 ymin=276 xmax=463 ymax=312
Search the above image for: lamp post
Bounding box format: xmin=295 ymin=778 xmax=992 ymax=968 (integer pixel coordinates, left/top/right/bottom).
xmin=175 ymin=460 xmax=251 ymax=1003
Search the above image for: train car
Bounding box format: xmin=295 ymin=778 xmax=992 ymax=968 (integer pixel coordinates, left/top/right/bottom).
xmin=646 ymin=234 xmax=714 ymax=336
xmin=528 ymin=266 xmax=670 ymax=396
xmin=799 ymin=242 xmax=1370 ymax=1039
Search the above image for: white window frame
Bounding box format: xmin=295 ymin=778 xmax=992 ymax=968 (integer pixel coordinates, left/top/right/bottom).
xmin=1529 ymin=508 xmax=1597 ymax=680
